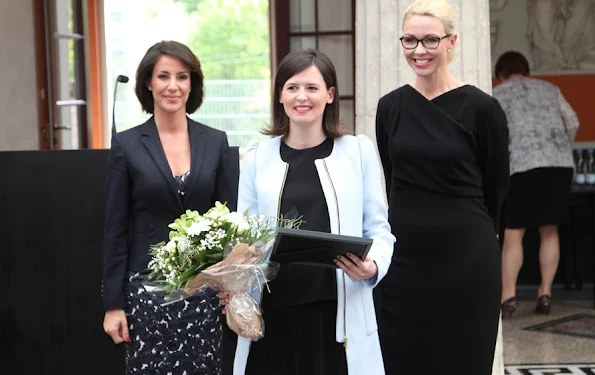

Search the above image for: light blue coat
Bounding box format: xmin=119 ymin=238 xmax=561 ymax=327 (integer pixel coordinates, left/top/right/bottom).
xmin=233 ymin=134 xmax=395 ymax=375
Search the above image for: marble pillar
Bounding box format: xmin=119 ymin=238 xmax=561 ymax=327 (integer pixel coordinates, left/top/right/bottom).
xmin=355 ymin=0 xmax=504 ymax=374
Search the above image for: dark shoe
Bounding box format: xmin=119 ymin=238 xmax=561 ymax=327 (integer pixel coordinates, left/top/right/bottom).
xmin=501 ymin=296 xmax=518 ymax=318
xmin=535 ymin=295 xmax=552 ymax=314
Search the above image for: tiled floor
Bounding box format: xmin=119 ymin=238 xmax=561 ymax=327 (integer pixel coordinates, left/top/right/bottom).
xmin=502 ymin=285 xmax=595 ymax=369
xmin=505 ymin=364 xmax=595 ymax=374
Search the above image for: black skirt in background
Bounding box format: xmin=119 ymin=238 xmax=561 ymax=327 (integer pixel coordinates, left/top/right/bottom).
xmin=505 ymin=167 xmax=573 ymax=229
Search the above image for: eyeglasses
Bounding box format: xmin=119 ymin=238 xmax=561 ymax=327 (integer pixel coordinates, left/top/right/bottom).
xmin=399 ymin=35 xmax=451 ymax=50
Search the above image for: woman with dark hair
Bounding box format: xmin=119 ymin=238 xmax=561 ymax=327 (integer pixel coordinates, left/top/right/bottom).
xmin=102 ymin=40 xmax=236 ymax=373
xmin=226 ymin=49 xmax=394 ymax=375
xmin=493 ymin=51 xmax=579 ymax=317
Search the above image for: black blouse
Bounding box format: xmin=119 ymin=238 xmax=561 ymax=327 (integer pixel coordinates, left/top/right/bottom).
xmin=264 ymin=138 xmax=337 ymax=306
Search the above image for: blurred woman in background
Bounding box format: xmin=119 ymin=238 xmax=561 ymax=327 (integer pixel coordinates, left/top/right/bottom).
xmin=493 ymin=50 xmax=579 ymax=317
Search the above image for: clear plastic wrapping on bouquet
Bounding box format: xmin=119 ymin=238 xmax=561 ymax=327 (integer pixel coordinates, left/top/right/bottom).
xmin=187 ymin=238 xmax=279 ymax=342
xmin=140 ymin=237 xmax=279 ymax=342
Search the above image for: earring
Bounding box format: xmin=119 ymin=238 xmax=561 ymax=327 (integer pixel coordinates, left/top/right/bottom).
xmin=448 ymin=49 xmax=452 ymax=52
xmin=148 ymin=87 xmax=152 ymax=91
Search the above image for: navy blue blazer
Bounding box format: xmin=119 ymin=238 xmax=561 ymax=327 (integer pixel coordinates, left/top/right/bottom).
xmin=102 ymin=116 xmax=238 ymax=310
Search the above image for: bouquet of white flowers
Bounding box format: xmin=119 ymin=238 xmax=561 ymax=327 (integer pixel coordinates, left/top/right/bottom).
xmin=142 ymin=202 xmax=286 ymax=342
xmin=148 ymin=202 xmax=275 ymax=290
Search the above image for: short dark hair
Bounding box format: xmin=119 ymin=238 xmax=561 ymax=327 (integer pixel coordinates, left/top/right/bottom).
xmin=134 ymin=41 xmax=205 ymax=114
xmin=494 ymin=51 xmax=530 ymax=79
xmin=264 ymin=49 xmax=344 ymax=139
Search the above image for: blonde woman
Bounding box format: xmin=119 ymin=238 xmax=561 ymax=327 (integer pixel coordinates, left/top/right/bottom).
xmin=374 ymin=1 xmax=509 ymax=374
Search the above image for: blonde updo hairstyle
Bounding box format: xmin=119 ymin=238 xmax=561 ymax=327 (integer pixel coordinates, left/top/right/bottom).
xmin=403 ymin=0 xmax=457 ymax=63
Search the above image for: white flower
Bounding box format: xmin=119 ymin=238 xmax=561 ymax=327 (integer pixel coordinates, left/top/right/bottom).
xmin=187 ymin=219 xmax=212 ymax=236
xmin=228 ymin=212 xmax=250 ymax=233
xmin=205 ymin=209 xmax=222 ymax=221
xmin=165 ymin=240 xmax=177 ymax=255
xmin=176 ymin=237 xmax=191 ymax=253
xmin=237 ymin=221 xmax=250 ymax=234
xmin=227 ymin=211 xmax=243 ymax=225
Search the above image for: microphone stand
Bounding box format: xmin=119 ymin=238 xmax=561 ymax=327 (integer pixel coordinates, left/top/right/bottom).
xmin=111 ymin=75 xmax=129 ymax=136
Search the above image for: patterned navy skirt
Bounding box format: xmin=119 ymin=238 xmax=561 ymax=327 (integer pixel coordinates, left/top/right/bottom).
xmin=124 ymin=273 xmax=222 ymax=374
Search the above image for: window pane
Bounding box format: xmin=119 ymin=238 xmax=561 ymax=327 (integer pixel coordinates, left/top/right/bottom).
xmin=290 ymin=36 xmax=317 ymax=52
xmin=50 ymin=0 xmax=87 ymax=149
xmin=104 ymin=0 xmax=271 ymax=148
xmin=56 ymin=105 xmax=85 ymax=150
xmin=56 ymin=38 xmax=84 ymax=101
xmin=318 ymin=35 xmax=353 ymax=96
xmin=290 ymin=0 xmax=316 ymax=33
xmin=197 ymin=80 xmax=271 ymax=144
xmin=55 ymin=0 xmax=75 ymax=34
xmin=318 ymin=0 xmax=351 ymax=32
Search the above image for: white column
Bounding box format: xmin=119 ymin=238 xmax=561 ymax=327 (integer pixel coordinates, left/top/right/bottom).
xmin=355 ymin=1 xmax=504 ymax=374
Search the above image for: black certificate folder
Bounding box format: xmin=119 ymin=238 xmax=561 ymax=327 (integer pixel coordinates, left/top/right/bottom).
xmin=271 ymin=227 xmax=373 ymax=268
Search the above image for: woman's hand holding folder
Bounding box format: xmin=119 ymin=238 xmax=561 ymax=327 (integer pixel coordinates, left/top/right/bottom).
xmin=334 ymin=253 xmax=378 ymax=281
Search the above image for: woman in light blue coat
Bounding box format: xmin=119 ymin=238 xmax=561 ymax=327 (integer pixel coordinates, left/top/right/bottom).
xmin=225 ymin=49 xmax=394 ymax=375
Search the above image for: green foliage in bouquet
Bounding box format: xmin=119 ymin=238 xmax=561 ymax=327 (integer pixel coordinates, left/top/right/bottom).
xmin=148 ymin=202 xmax=294 ymax=291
